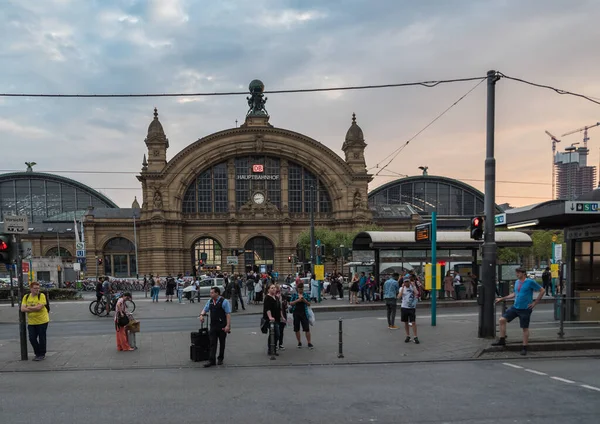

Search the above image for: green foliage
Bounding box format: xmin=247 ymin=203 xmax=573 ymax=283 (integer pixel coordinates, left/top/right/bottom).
xmin=497 ymin=230 xmax=565 ymax=266
xmin=296 ymin=225 xmax=382 ymax=259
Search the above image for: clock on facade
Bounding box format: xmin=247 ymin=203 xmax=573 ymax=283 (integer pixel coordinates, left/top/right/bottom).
xmin=253 ymin=192 xmax=265 ymax=205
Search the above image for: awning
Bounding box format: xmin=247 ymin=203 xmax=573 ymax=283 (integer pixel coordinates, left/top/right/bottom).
xmin=353 ymin=231 xmax=532 ymax=250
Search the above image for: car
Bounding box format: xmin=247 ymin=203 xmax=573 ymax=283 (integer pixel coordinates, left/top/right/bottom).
xmin=197 ymin=277 xmax=225 ymax=298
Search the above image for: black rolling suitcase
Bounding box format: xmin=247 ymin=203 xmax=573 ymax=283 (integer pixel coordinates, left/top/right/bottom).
xmin=190 ymin=319 xmax=210 ymax=362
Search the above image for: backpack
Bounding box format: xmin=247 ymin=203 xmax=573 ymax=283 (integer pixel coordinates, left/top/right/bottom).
xmin=26 ymin=292 xmax=50 ymax=312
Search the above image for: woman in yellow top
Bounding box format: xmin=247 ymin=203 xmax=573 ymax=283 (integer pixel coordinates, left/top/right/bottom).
xmin=20 ymin=282 xmax=50 ymax=361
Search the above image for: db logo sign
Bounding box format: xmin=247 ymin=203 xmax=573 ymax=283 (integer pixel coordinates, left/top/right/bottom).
xmin=252 ymin=164 xmax=264 ymax=173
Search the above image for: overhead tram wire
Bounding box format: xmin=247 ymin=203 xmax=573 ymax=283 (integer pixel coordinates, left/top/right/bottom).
xmin=370 ymin=78 xmax=486 ymax=176
xmin=0 ymin=76 xmax=487 ymax=98
xmin=499 ymin=73 xmax=600 ymax=107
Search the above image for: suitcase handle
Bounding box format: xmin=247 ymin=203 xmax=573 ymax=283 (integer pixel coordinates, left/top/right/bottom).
xmin=200 ymin=315 xmax=209 ymax=330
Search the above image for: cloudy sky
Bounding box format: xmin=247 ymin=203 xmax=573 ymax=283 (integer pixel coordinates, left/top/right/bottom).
xmin=1 ymin=0 xmax=599 ymax=208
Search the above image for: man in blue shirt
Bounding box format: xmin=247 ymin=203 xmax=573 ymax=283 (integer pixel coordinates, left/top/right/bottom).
xmin=383 ymin=273 xmax=400 ymax=329
xmin=359 ymin=272 xmax=367 ymax=302
xmin=492 ymin=267 xmax=545 ymax=355
xmin=199 ymin=287 xmax=232 ymax=367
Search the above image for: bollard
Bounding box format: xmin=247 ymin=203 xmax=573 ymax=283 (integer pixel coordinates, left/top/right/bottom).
xmin=338 ymin=318 xmax=344 ymax=358
xmin=558 ymin=294 xmax=566 ymax=338
xmin=269 ymin=322 xmax=276 ymax=361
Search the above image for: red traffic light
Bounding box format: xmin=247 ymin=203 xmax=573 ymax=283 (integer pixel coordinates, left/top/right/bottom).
xmin=0 ymin=240 xmax=8 ymax=251
xmin=472 ymin=217 xmax=480 ymax=227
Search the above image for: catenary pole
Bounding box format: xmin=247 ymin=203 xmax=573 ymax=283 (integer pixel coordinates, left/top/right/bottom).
xmin=479 ymin=70 xmax=500 ymax=338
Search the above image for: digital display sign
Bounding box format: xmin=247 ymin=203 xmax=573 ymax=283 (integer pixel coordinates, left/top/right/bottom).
xmin=415 ymin=223 xmax=431 ymax=242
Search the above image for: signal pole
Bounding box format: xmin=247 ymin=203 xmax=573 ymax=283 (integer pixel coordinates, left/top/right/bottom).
xmin=479 ymin=70 xmax=500 ymax=338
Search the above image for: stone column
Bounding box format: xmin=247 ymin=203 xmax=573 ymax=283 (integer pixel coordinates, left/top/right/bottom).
xmin=281 ymin=159 xmax=289 ymax=215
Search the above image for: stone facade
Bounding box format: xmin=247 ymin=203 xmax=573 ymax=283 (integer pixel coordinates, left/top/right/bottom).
xmin=81 ymin=106 xmax=386 ymax=277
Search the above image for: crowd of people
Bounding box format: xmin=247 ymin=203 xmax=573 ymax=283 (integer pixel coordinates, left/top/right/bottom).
xmin=20 ymin=264 xmax=548 ymax=366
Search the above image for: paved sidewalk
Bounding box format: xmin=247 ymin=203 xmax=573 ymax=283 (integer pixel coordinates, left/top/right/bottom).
xmin=0 ymin=315 xmax=488 ymax=372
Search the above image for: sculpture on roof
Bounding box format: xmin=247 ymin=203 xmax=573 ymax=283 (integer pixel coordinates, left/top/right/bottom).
xmin=25 ymin=162 xmax=37 ymax=172
xmin=246 ymin=79 xmax=268 ymax=116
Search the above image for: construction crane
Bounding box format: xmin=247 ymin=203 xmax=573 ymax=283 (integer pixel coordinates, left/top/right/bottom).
xmin=561 ymin=122 xmax=600 ymax=149
xmin=545 ymin=130 xmax=561 ymax=199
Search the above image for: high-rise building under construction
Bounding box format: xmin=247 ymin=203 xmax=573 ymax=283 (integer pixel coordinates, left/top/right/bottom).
xmin=555 ymin=146 xmax=597 ymax=200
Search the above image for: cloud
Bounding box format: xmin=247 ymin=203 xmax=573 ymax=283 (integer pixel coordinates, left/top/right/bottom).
xmin=0 ymin=118 xmax=50 ymax=138
xmin=148 ymin=0 xmax=189 ymax=24
xmin=0 ymin=0 xmax=599 ymax=208
xmin=258 ymin=9 xmax=326 ymax=28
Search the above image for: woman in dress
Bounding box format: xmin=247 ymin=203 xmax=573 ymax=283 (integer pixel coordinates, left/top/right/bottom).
xmin=114 ymin=292 xmax=134 ymax=351
xmin=349 ymin=273 xmax=360 ymax=304
xmin=444 ymin=271 xmax=454 ymax=300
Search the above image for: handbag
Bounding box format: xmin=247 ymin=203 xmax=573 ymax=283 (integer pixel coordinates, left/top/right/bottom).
xmin=117 ymin=313 xmax=130 ymax=327
xmin=260 ymin=317 xmax=269 ymax=334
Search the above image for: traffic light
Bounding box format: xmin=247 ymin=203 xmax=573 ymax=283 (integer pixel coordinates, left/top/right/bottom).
xmin=319 ymin=245 xmax=325 ymax=257
xmin=199 ymin=259 xmax=204 ymax=267
xmin=288 ymin=256 xmax=292 ymax=263
xmin=97 ymin=257 xmax=103 ymax=265
xmin=470 ymin=216 xmax=484 ymax=240
xmin=0 ymin=234 xmax=12 ymax=264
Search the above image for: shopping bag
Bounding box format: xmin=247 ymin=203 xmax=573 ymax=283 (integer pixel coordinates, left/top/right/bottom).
xmin=127 ymin=319 xmax=141 ymax=333
xmin=307 ymin=308 xmax=315 ymax=326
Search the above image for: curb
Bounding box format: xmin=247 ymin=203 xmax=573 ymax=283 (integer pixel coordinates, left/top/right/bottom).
xmin=482 ymin=339 xmax=600 ymax=353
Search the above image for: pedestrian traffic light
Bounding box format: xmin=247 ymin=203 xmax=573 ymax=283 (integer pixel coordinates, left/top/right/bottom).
xmin=288 ymin=256 xmax=292 ymax=263
xmin=470 ymin=216 xmax=484 ymax=240
xmin=97 ymin=257 xmax=103 ymax=265
xmin=0 ymin=234 xmax=12 ymax=264
xmin=199 ymin=259 xmax=204 ymax=267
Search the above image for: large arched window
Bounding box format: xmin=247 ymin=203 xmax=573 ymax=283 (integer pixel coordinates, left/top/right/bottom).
xmin=182 ymin=156 xmax=332 ymax=215
xmin=368 ymin=177 xmax=487 ymax=217
xmin=245 ymin=237 xmax=274 ymax=273
xmin=183 ymin=163 xmax=228 ymax=214
xmin=45 ymin=247 xmax=72 ymax=257
xmin=192 ymin=237 xmax=222 ymax=269
xmin=288 ymin=163 xmax=331 ymax=213
xmin=102 ymin=237 xmax=136 ymax=277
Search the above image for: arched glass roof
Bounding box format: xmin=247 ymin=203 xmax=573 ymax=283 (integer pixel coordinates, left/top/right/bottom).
xmin=368 ymin=175 xmax=501 ymax=217
xmin=0 ymin=172 xmax=118 ymax=223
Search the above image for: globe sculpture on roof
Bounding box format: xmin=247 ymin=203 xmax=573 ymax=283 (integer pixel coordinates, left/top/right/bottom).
xmin=246 ymin=79 xmax=268 ymax=116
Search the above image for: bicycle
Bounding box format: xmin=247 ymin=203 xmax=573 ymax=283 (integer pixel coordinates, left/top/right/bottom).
xmin=89 ymin=293 xmax=136 ymax=316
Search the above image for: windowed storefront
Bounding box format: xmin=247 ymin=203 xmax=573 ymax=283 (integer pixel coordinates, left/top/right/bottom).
xmin=245 ymin=236 xmax=274 ymax=273
xmin=102 ymin=237 xmax=137 ymax=277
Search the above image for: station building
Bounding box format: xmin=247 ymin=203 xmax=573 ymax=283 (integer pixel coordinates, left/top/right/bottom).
xmin=1 ymin=81 xmax=500 ymax=278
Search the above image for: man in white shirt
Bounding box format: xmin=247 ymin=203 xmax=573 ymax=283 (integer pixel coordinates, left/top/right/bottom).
xmin=176 ymin=274 xmax=185 ymax=304
xmin=453 ymin=273 xmax=463 ymax=300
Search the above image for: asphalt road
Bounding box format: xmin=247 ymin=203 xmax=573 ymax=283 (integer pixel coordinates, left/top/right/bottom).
xmin=0 ymin=358 xmax=598 ymax=423
xmin=0 ymin=305 xmax=559 ymax=340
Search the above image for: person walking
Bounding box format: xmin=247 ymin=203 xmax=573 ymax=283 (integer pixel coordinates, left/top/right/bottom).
xmin=165 ymin=275 xmax=175 ymax=302
xmin=199 ymin=287 xmax=231 ymax=367
xmin=399 ymin=276 xmax=420 ymax=344
xmin=176 ymin=274 xmax=185 ymax=304
xmin=289 ymin=282 xmax=314 ymax=349
xmin=383 ymin=273 xmax=400 ymax=329
xmin=102 ymin=277 xmax=112 ymax=313
xmin=21 ymin=282 xmax=50 ymax=361
xmin=358 ymin=272 xmax=367 ymax=302
xmin=246 ymin=277 xmax=255 ymax=305
xmin=492 ymin=267 xmax=545 ymax=356
xmin=453 ymin=272 xmax=462 ymax=300
xmin=150 ymin=275 xmax=160 ymax=303
xmin=443 ymin=271 xmax=454 ymax=300
xmin=263 ymin=284 xmax=282 ymax=356
xmin=464 ymin=273 xmax=474 ymax=300
xmin=541 ymin=267 xmax=552 ymax=297
xmin=114 ymin=292 xmax=135 ymax=351
xmin=349 ymin=273 xmax=359 ymax=304
xmin=276 ymin=283 xmax=289 ymax=351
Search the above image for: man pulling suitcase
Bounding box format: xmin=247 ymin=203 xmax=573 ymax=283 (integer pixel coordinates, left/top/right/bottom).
xmin=199 ymin=287 xmax=231 ymax=368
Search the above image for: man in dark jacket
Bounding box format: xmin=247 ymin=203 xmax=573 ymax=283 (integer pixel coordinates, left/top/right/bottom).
xmin=541 ymin=267 xmax=552 ymax=296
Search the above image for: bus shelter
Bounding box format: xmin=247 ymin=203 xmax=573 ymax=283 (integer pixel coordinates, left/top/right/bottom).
xmin=502 ymin=190 xmax=600 ymax=321
xmin=351 ymin=231 xmax=532 ymax=286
